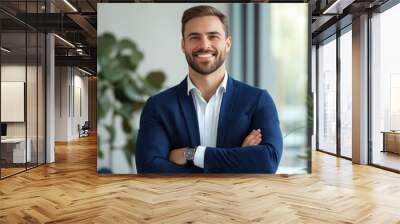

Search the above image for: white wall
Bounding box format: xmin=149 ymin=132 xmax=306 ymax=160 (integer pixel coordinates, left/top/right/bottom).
xmin=1 ymin=66 xmax=26 ymax=128
xmin=1 ymin=65 xmax=26 ymax=140
xmin=1 ymin=65 xmax=33 ymax=138
xmin=1 ymin=65 xmax=26 ymax=81
xmin=72 ymin=73 xmax=89 ymax=138
xmin=55 ymin=67 xmax=89 ymax=141
xmin=55 ymin=67 xmax=68 ymax=141
xmin=98 ymin=3 xmax=230 ymax=88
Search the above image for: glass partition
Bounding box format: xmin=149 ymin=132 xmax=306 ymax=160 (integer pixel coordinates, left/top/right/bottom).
xmin=27 ymin=30 xmax=38 ymax=169
xmin=0 ymin=1 xmax=46 ymax=179
xmin=1 ymin=30 xmax=28 ymax=177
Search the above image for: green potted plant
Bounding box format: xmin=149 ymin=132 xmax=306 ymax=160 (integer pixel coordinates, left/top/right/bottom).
xmin=97 ymin=32 xmax=166 ymax=173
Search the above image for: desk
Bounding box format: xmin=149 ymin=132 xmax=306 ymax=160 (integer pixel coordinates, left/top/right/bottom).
xmin=381 ymin=131 xmax=400 ymax=154
xmin=1 ymin=138 xmax=31 ymax=163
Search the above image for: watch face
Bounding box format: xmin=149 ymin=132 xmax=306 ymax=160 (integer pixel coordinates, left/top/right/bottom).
xmin=185 ymin=148 xmax=195 ymax=161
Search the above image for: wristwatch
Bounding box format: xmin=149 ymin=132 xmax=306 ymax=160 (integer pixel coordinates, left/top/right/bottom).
xmin=184 ymin=147 xmax=197 ymax=163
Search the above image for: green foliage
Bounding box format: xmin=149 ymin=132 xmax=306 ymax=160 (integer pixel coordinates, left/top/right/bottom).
xmin=97 ymin=32 xmax=166 ymax=169
xmin=146 ymin=71 xmax=166 ymax=89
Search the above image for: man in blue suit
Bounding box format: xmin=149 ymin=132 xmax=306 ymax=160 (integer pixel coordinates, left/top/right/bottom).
xmin=136 ymin=5 xmax=283 ymax=173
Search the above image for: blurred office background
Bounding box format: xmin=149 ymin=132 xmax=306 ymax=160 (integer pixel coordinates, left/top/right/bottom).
xmin=97 ymin=3 xmax=309 ymax=174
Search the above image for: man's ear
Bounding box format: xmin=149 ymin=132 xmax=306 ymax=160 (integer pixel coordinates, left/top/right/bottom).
xmin=181 ymin=38 xmax=185 ymax=53
xmin=226 ymin=36 xmax=232 ymax=53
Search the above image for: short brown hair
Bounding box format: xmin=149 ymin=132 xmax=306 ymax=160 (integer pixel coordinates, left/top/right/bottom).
xmin=181 ymin=5 xmax=230 ymax=38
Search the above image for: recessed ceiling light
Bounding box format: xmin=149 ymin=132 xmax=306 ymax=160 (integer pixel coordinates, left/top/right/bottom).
xmin=1 ymin=47 xmax=11 ymax=53
xmin=63 ymin=0 xmax=78 ymax=12
xmin=322 ymin=0 xmax=354 ymax=15
xmin=54 ymin=34 xmax=75 ymax=48
xmin=78 ymin=67 xmax=93 ymax=76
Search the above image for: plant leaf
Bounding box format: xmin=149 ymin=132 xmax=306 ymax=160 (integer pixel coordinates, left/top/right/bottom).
xmin=145 ymin=71 xmax=166 ymax=89
xmin=98 ymin=33 xmax=116 ymax=67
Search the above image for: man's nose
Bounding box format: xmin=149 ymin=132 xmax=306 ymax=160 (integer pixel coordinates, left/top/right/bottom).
xmin=198 ymin=36 xmax=211 ymax=49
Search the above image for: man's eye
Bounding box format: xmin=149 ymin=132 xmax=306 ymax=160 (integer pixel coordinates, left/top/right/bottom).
xmin=190 ymin=36 xmax=199 ymax=40
xmin=210 ymin=36 xmax=219 ymax=39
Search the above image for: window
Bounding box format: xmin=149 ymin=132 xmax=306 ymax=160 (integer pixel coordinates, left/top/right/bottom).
xmin=317 ymin=36 xmax=337 ymax=155
xmin=339 ymin=28 xmax=352 ymax=158
xmin=370 ymin=2 xmax=400 ymax=171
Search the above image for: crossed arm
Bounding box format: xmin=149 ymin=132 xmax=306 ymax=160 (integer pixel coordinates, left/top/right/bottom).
xmin=169 ymin=128 xmax=280 ymax=173
xmin=200 ymin=90 xmax=283 ymax=173
xmin=169 ymin=129 xmax=263 ymax=165
xmin=136 ymin=91 xmax=283 ymax=173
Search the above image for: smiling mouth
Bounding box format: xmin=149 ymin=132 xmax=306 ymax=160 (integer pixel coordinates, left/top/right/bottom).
xmin=194 ymin=52 xmax=216 ymax=60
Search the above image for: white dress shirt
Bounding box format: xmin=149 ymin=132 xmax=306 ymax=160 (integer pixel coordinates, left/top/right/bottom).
xmin=186 ymin=72 xmax=228 ymax=168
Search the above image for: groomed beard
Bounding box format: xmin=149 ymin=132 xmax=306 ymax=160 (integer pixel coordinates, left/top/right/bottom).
xmin=184 ymin=48 xmax=226 ymax=75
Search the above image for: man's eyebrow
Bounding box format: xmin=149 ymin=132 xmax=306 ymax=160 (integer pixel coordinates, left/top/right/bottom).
xmin=206 ymin=31 xmax=222 ymax=36
xmin=187 ymin=31 xmax=222 ymax=37
xmin=187 ymin=32 xmax=201 ymax=37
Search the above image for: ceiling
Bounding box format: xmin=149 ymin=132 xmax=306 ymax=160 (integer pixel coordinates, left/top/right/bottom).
xmin=0 ymin=0 xmax=100 ymax=73
xmin=1 ymin=0 xmax=395 ymax=72
xmin=310 ymin=0 xmax=390 ymax=44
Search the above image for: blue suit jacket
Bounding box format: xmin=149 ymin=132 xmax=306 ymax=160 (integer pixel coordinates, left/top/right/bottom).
xmin=135 ymin=76 xmax=283 ymax=173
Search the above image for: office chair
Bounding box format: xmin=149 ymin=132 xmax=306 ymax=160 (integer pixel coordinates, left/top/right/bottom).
xmin=79 ymin=121 xmax=90 ymax=138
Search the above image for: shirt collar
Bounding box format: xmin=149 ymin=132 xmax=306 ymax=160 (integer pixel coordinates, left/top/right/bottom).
xmin=187 ymin=71 xmax=228 ymax=96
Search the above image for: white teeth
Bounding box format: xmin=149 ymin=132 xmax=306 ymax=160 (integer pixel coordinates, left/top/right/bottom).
xmin=197 ymin=54 xmax=213 ymax=58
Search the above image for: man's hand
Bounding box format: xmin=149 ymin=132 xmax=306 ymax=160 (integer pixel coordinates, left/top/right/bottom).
xmin=169 ymin=129 xmax=262 ymax=165
xmin=169 ymin=147 xmax=187 ymax=165
xmin=242 ymin=129 xmax=262 ymax=147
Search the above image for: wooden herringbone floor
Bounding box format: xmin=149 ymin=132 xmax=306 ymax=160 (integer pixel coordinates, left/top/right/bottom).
xmin=1 ymin=135 xmax=400 ymax=224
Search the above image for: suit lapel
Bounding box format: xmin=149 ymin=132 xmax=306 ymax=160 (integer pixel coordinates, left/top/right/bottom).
xmin=217 ymin=77 xmax=236 ymax=147
xmin=177 ymin=77 xmax=200 ymax=147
